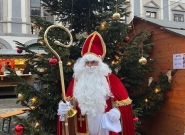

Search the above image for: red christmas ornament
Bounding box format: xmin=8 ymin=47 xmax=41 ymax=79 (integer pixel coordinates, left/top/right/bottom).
xmin=49 ymin=57 xmax=58 ymax=66
xmin=123 ymin=36 xmax=130 ymax=43
xmin=133 ymin=117 xmax=139 ymax=122
xmin=14 ymin=124 xmax=24 ymax=135
xmin=17 ymin=48 xmax=23 ymax=54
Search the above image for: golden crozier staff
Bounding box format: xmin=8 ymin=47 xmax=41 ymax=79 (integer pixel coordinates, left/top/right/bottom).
xmin=44 ymin=25 xmax=73 ymax=135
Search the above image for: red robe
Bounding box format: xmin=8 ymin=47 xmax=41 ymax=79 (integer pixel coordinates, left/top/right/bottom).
xmin=57 ymin=73 xmax=135 ymax=135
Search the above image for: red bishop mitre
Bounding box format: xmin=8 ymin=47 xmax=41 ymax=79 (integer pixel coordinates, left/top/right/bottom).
xmin=81 ymin=31 xmax=106 ymax=59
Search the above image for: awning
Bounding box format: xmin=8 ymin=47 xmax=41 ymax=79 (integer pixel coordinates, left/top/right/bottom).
xmin=0 ymin=49 xmax=46 ymax=57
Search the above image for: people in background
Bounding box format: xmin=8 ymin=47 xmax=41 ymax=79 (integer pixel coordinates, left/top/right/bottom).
xmin=5 ymin=62 xmax=11 ymax=69
xmin=23 ymin=61 xmax=30 ymax=74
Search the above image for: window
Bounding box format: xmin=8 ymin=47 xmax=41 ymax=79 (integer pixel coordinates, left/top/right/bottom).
xmin=146 ymin=11 xmax=156 ymax=18
xmin=30 ymin=0 xmax=41 ymax=34
xmin=30 ymin=0 xmax=41 ymax=17
xmin=30 ymin=0 xmax=54 ymax=34
xmin=43 ymin=11 xmax=54 ymax=23
xmin=174 ymin=14 xmax=184 ymax=22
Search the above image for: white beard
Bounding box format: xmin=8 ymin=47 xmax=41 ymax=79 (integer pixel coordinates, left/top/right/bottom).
xmin=73 ymin=55 xmax=112 ymax=117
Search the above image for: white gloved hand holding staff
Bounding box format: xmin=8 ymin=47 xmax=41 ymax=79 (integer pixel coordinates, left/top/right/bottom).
xmin=57 ymin=101 xmax=71 ymax=121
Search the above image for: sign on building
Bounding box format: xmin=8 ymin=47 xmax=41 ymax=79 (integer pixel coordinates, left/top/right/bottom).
xmin=173 ymin=53 xmax=185 ymax=69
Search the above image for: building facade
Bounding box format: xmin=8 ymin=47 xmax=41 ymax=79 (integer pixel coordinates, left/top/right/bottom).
xmin=133 ymin=0 xmax=185 ymax=22
xmin=0 ymin=0 xmax=55 ymax=51
xmin=0 ymin=0 xmax=185 ymax=51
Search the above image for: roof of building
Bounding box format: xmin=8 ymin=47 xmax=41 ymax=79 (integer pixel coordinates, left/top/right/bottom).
xmin=134 ymin=16 xmax=185 ymax=37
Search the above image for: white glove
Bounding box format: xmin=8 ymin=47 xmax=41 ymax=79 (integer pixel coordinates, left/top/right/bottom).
xmin=106 ymin=108 xmax=120 ymax=124
xmin=57 ymin=101 xmax=71 ymax=115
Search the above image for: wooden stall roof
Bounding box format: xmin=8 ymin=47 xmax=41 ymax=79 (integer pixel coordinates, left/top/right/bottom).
xmin=133 ymin=16 xmax=185 ymax=36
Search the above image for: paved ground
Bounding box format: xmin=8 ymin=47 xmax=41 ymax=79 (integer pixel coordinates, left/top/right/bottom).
xmin=0 ymin=96 xmax=27 ymax=135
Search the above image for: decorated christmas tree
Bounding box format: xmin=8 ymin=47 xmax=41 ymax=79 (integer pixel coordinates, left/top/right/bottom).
xmin=8 ymin=0 xmax=175 ymax=135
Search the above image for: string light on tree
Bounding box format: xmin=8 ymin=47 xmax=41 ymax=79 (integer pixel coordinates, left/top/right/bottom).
xmin=145 ymin=98 xmax=148 ymax=102
xmin=66 ymin=61 xmax=72 ymax=66
xmin=111 ymin=60 xmax=119 ymax=65
xmin=111 ymin=60 xmax=116 ymax=65
xmin=155 ymin=87 xmax=160 ymax=93
xmin=68 ymin=22 xmax=72 ymax=27
xmin=35 ymin=122 xmax=40 ymax=128
xmin=31 ymin=97 xmax=37 ymax=104
xmin=128 ymin=25 xmax=132 ymax=30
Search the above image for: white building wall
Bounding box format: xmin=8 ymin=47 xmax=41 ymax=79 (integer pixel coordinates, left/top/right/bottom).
xmin=0 ymin=0 xmax=37 ymax=50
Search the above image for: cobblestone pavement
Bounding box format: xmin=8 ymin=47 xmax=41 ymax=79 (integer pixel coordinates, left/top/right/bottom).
xmin=0 ymin=96 xmax=27 ymax=135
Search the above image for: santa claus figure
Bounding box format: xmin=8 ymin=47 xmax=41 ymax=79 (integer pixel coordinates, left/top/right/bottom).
xmin=57 ymin=31 xmax=135 ymax=135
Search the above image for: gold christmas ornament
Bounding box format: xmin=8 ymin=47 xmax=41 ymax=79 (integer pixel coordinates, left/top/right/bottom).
xmin=39 ymin=40 xmax=45 ymax=45
xmin=139 ymin=56 xmax=147 ymax=65
xmin=18 ymin=93 xmax=24 ymax=101
xmin=112 ymin=12 xmax=120 ymax=20
xmin=100 ymin=21 xmax=107 ymax=30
